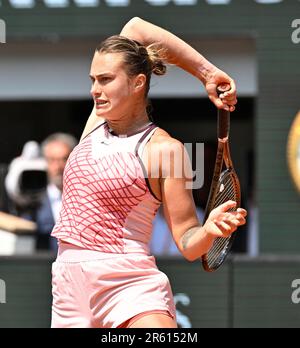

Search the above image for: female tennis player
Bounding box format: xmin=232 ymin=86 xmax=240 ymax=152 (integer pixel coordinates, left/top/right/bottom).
xmin=51 ymin=17 xmax=247 ymax=328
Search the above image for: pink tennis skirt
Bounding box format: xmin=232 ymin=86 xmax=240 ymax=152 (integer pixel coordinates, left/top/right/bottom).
xmin=51 ymin=242 xmax=176 ymax=328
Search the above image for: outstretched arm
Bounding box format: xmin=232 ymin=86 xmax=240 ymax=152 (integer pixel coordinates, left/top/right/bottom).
xmin=121 ymin=17 xmax=237 ymax=112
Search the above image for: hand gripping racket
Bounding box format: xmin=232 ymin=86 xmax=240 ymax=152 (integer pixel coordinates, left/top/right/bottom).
xmin=202 ymin=84 xmax=241 ymax=272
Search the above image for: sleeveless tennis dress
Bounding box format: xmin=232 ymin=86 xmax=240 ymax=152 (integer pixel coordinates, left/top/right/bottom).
xmin=51 ymin=122 xmax=176 ymax=328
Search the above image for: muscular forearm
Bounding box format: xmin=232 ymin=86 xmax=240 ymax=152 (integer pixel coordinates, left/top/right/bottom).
xmin=180 ymin=225 xmax=215 ymax=262
xmin=120 ymin=17 xmax=216 ymax=84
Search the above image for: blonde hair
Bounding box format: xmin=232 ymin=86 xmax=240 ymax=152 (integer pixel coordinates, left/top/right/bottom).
xmin=96 ymin=35 xmax=167 ymax=96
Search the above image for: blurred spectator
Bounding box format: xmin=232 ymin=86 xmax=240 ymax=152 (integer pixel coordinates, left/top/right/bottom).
xmin=35 ymin=133 xmax=77 ymax=251
xmin=5 ymin=133 xmax=77 ymax=252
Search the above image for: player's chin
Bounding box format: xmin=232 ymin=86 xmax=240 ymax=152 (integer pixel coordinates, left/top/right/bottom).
xmin=95 ymin=108 xmax=109 ymax=118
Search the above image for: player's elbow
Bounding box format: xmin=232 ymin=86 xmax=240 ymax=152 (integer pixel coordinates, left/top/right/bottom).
xmin=121 ymin=17 xmax=142 ymax=34
xmin=127 ymin=17 xmax=143 ymax=26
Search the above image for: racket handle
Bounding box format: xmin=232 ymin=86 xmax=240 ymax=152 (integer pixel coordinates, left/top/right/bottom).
xmin=217 ymin=84 xmax=230 ymax=139
xmin=217 ymin=83 xmax=230 ymax=96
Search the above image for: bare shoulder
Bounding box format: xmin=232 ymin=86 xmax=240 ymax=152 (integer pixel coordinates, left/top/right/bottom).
xmin=149 ymin=128 xmax=184 ymax=150
xmin=147 ymin=127 xmax=192 ymax=180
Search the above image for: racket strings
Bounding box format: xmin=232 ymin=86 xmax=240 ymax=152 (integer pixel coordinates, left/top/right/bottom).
xmin=214 ymin=184 xmax=236 ymax=207
xmin=206 ymin=174 xmax=238 ymax=268
xmin=208 ymin=211 xmax=236 ymax=265
xmin=207 ymin=237 xmax=231 ymax=267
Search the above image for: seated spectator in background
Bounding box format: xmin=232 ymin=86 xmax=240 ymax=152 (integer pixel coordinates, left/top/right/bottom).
xmin=5 ymin=133 xmax=77 ymax=252
xmin=35 ymin=133 xmax=78 ymax=251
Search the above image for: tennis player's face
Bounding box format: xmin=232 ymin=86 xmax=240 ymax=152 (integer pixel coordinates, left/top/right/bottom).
xmin=90 ymin=52 xmax=137 ymax=119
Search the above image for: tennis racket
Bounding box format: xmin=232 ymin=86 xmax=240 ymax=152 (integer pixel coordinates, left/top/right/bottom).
xmin=202 ymin=84 xmax=241 ymax=272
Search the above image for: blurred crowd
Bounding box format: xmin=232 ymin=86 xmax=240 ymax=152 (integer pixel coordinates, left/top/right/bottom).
xmin=1 ymin=133 xmax=77 ymax=253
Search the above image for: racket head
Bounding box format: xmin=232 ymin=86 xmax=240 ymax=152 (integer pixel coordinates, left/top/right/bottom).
xmin=202 ymin=168 xmax=241 ymax=272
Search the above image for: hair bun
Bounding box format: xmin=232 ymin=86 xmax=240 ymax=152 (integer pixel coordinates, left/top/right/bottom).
xmin=146 ymin=44 xmax=167 ymax=76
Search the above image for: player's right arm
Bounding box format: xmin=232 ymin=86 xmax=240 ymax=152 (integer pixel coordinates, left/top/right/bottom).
xmin=120 ymin=17 xmax=237 ymax=112
xmin=81 ymin=17 xmax=238 ymax=141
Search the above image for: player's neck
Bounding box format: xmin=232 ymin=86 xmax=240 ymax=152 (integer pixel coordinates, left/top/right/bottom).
xmin=107 ymin=112 xmax=151 ymax=137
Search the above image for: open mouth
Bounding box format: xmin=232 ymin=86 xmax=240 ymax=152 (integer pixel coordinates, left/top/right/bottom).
xmin=95 ymin=99 xmax=108 ymax=107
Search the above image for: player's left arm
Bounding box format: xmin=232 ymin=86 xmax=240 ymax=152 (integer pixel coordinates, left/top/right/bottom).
xmin=157 ymin=137 xmax=211 ymax=261
xmin=159 ymin=138 xmax=246 ymax=261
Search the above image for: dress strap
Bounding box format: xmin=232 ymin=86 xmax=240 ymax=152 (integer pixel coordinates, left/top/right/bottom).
xmin=135 ymin=123 xmax=158 ymax=156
